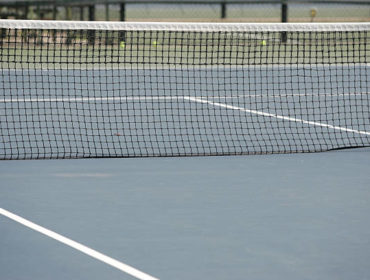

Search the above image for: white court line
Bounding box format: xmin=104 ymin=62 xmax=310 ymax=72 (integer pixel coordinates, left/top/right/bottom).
xmin=0 ymin=96 xmax=186 ymax=103
xmin=185 ymin=96 xmax=370 ymax=136
xmin=0 ymin=92 xmax=368 ymax=103
xmin=203 ymin=92 xmax=369 ymax=99
xmin=1 ymin=94 xmax=369 ymax=136
xmin=0 ymin=208 xmax=159 ymax=280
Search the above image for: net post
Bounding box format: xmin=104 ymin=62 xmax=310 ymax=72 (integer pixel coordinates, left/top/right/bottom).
xmin=281 ymin=0 xmax=288 ymax=43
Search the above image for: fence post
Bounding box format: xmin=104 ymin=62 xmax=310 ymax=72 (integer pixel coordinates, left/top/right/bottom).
xmin=80 ymin=6 xmax=84 ymax=21
xmin=119 ymin=2 xmax=126 ymax=43
xmin=221 ymin=1 xmax=226 ymax=19
xmin=281 ymin=1 xmax=288 ymax=43
xmin=120 ymin=2 xmax=126 ymax=21
xmin=52 ymin=1 xmax=57 ymax=20
xmin=88 ymin=5 xmax=95 ymax=44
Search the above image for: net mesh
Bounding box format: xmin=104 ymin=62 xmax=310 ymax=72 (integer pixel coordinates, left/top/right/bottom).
xmin=0 ymin=20 xmax=369 ymax=160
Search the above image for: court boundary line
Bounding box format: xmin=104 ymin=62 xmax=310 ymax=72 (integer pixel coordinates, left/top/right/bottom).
xmin=0 ymin=208 xmax=159 ymax=280
xmin=185 ymin=96 xmax=370 ymax=136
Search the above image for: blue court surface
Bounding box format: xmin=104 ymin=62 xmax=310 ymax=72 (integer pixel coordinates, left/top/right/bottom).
xmin=1 ymin=148 xmax=370 ymax=280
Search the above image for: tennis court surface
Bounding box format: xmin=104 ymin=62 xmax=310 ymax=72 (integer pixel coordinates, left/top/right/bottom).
xmin=1 ymin=149 xmax=370 ymax=280
xmin=0 ymin=20 xmax=370 ymax=280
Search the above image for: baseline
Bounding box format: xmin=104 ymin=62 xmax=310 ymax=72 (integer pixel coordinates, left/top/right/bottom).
xmin=0 ymin=208 xmax=159 ymax=280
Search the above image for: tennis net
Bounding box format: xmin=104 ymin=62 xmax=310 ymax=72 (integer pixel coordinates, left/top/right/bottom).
xmin=0 ymin=20 xmax=369 ymax=160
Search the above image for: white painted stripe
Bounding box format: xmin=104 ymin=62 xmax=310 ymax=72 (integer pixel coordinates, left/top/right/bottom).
xmin=207 ymin=92 xmax=370 ymax=99
xmin=0 ymin=92 xmax=368 ymax=103
xmin=0 ymin=96 xmax=186 ymax=103
xmin=0 ymin=208 xmax=159 ymax=280
xmin=185 ymin=96 xmax=370 ymax=136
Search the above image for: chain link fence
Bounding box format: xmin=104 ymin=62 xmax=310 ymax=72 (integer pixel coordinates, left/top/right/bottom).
xmin=0 ymin=0 xmax=369 ymax=22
